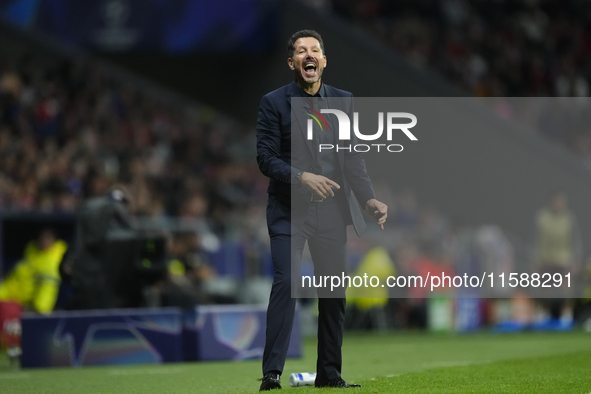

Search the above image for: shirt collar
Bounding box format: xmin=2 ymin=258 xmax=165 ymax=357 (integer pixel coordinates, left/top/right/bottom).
xmin=294 ymin=81 xmax=325 ymax=99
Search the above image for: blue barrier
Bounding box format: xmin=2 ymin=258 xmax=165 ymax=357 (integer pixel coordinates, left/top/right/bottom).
xmin=183 ymin=305 xmax=301 ymax=362
xmin=20 ymin=305 xmax=302 ymax=368
xmin=455 ymin=298 xmax=482 ymax=332
xmin=21 ymin=308 xmax=183 ymax=368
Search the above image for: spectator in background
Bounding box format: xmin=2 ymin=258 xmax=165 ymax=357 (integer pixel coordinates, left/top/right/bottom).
xmin=535 ymin=191 xmax=582 ymax=275
xmin=406 ymin=242 xmax=455 ymax=328
xmin=67 ymin=186 xmax=134 ymax=309
xmin=346 ymin=246 xmax=396 ymax=330
xmin=159 ymin=231 xmax=216 ymax=307
xmin=534 ymin=191 xmax=582 ymax=320
xmin=0 ymin=228 xmax=67 ymax=313
xmin=0 ymin=228 xmax=66 ymax=364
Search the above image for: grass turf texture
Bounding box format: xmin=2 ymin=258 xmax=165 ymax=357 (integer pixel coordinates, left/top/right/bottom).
xmin=1 ymin=331 xmax=590 ymax=393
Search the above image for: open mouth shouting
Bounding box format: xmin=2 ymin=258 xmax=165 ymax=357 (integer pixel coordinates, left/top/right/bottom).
xmin=302 ymin=59 xmax=318 ymax=79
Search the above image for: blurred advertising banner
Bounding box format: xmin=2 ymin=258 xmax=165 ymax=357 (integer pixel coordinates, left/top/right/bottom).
xmin=0 ymin=0 xmax=279 ymax=52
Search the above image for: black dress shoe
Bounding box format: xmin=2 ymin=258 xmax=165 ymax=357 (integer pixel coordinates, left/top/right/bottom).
xmin=259 ymin=372 xmax=281 ymax=391
xmin=315 ymin=377 xmax=361 ymax=388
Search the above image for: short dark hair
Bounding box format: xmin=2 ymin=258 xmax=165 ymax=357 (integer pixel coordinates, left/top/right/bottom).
xmin=287 ymin=30 xmax=325 ymax=57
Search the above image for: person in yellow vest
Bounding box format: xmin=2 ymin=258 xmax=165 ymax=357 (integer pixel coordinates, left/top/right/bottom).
xmin=0 ymin=229 xmax=67 ymax=314
xmin=534 ymin=191 xmax=581 ymax=321
xmin=347 ymin=246 xmax=396 ymax=330
xmin=535 ymin=191 xmax=581 ymax=272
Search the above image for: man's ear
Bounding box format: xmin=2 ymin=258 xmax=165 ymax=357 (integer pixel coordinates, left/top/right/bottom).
xmin=323 ymin=55 xmax=327 ymax=69
xmin=288 ymin=57 xmax=295 ymax=71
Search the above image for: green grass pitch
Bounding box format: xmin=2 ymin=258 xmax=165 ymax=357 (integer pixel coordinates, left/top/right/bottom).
xmin=1 ymin=331 xmax=590 ymax=393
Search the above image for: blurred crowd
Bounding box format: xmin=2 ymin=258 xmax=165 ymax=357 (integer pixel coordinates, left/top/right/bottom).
xmin=0 ymin=53 xmax=268 ymax=241
xmin=341 ymin=186 xmax=591 ymax=330
xmin=327 ymin=0 xmax=591 ymax=163
xmin=1 ymin=10 xmax=590 ymax=330
xmin=330 ymin=0 xmax=591 ymax=97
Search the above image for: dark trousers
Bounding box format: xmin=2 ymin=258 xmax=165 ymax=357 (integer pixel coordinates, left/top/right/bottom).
xmin=263 ymin=196 xmax=347 ymax=382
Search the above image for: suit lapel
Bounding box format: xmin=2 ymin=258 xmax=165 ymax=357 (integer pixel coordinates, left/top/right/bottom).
xmin=289 ymin=82 xmax=318 ymax=161
xmin=325 ymin=96 xmax=345 ymax=170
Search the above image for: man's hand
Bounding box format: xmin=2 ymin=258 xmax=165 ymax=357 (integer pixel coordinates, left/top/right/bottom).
xmin=366 ymin=199 xmax=388 ymax=230
xmin=301 ymin=172 xmax=340 ymax=198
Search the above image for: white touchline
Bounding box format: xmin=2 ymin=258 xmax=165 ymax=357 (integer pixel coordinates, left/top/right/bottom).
xmin=108 ymin=367 xmax=186 ymax=375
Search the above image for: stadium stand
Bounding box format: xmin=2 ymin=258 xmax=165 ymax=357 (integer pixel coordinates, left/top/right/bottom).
xmin=0 ymin=23 xmax=272 ymax=309
xmin=329 ymin=0 xmax=591 ymax=163
xmin=0 ymin=54 xmax=267 ymax=222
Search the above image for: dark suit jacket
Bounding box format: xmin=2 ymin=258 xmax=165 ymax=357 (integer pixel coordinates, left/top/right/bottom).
xmin=256 ymin=81 xmax=376 ymax=236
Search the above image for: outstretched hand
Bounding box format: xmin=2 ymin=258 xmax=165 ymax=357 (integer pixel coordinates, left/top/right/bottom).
xmin=366 ymin=199 xmax=388 ymax=230
xmin=301 ymin=172 xmax=340 ymax=198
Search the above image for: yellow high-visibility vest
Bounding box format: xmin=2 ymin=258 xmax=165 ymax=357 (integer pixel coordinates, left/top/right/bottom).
xmin=0 ymin=240 xmax=67 ymax=313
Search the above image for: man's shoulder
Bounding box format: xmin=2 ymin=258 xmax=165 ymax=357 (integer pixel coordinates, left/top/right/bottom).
xmin=323 ymin=84 xmax=353 ymax=98
xmin=262 ymin=83 xmax=293 ymax=101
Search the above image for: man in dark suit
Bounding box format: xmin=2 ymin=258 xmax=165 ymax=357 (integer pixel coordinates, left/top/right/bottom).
xmin=256 ymin=30 xmax=388 ymax=391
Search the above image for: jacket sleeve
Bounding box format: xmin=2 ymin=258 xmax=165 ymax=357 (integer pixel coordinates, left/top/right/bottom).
xmin=256 ymin=94 xmax=301 ymax=184
xmin=342 ymin=94 xmax=376 ymax=207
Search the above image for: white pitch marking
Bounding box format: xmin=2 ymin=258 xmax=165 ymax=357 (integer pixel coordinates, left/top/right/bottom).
xmin=108 ymin=367 xmax=186 ymax=376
